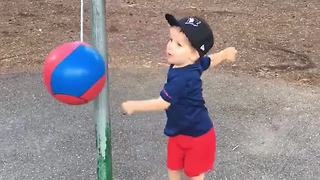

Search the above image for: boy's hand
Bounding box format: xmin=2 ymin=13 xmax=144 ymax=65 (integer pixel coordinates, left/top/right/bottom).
xmin=121 ymin=101 xmax=135 ymax=115
xmin=222 ymin=47 xmax=237 ymax=62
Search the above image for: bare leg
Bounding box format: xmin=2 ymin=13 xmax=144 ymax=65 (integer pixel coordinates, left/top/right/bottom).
xmin=168 ymin=169 xmax=182 ymax=180
xmin=189 ymin=173 xmax=205 ymax=180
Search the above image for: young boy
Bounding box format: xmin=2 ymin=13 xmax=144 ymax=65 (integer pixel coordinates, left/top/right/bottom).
xmin=121 ymin=14 xmax=237 ymax=180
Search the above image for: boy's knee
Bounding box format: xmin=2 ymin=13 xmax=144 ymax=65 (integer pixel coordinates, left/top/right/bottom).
xmin=168 ymin=169 xmax=182 ymax=180
xmin=187 ymin=173 xmax=205 ymax=180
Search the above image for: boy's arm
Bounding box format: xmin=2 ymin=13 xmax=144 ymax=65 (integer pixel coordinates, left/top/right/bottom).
xmin=208 ymin=47 xmax=237 ymax=68
xmin=121 ymin=97 xmax=170 ymax=115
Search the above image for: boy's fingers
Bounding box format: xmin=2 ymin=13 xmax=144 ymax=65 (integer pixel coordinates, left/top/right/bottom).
xmin=121 ymin=102 xmax=128 ymax=115
xmin=121 ymin=102 xmax=133 ymax=115
xmin=121 ymin=107 xmax=127 ymax=115
xmin=229 ymin=49 xmax=237 ymax=61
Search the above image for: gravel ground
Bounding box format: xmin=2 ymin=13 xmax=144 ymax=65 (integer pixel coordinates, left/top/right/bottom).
xmin=1 ymin=67 xmax=319 ymax=179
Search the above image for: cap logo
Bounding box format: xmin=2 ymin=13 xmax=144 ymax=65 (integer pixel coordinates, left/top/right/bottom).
xmin=185 ymin=17 xmax=201 ymax=27
xmin=200 ymin=45 xmax=205 ymax=51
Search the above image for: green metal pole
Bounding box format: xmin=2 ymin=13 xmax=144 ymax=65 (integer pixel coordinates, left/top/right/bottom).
xmin=90 ymin=0 xmax=112 ymax=179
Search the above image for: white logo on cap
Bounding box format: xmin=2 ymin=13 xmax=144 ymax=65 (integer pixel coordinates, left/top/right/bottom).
xmin=200 ymin=45 xmax=205 ymax=51
xmin=185 ymin=17 xmax=201 ymax=27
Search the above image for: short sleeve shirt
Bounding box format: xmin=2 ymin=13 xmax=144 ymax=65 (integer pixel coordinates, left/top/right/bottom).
xmin=160 ymin=56 xmax=213 ymax=137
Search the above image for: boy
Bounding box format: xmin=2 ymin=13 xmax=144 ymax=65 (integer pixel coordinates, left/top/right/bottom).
xmin=122 ymin=13 xmax=237 ymax=180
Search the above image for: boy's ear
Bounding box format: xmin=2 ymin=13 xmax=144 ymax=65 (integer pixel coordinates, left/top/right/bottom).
xmin=190 ymin=48 xmax=200 ymax=61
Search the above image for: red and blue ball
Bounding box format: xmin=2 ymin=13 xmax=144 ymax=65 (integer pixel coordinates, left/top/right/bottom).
xmin=43 ymin=41 xmax=106 ymax=105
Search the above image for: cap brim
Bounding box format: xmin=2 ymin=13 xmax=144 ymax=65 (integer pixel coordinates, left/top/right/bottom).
xmin=165 ymin=14 xmax=180 ymax=26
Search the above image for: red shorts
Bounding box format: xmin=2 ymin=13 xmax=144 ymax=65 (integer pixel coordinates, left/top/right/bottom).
xmin=167 ymin=128 xmax=216 ymax=177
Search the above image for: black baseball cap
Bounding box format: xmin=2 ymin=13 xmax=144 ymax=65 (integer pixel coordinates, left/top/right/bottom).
xmin=165 ymin=13 xmax=214 ymax=57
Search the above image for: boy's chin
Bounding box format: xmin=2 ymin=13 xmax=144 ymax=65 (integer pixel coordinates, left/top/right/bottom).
xmin=166 ymin=58 xmax=175 ymax=64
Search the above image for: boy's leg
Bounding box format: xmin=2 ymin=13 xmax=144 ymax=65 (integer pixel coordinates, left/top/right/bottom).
xmin=184 ymin=128 xmax=216 ymax=178
xmin=167 ymin=136 xmax=185 ymax=180
xmin=189 ymin=173 xmax=205 ymax=180
xmin=168 ymin=169 xmax=182 ymax=180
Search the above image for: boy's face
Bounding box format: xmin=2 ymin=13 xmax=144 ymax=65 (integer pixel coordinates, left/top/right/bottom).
xmin=166 ymin=27 xmax=199 ymax=67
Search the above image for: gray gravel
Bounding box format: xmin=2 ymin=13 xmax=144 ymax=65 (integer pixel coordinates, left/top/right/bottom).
xmin=1 ymin=67 xmax=320 ymax=180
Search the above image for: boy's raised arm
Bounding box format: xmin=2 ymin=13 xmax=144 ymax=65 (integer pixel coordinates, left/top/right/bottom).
xmin=208 ymin=47 xmax=237 ymax=68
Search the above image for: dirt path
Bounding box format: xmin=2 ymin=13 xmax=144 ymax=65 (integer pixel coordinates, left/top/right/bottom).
xmin=1 ymin=0 xmax=319 ymax=85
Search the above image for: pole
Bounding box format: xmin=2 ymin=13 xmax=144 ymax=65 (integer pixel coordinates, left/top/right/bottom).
xmin=90 ymin=0 xmax=112 ymax=179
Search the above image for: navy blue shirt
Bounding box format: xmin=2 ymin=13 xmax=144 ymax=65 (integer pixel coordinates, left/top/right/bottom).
xmin=160 ymin=56 xmax=213 ymax=137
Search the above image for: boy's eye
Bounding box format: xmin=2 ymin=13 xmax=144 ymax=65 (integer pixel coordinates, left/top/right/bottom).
xmin=177 ymin=42 xmax=182 ymax=47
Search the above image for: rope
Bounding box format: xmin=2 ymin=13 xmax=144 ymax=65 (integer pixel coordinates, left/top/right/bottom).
xmin=80 ymin=0 xmax=84 ymax=42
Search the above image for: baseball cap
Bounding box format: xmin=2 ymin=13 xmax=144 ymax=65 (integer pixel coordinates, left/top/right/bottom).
xmin=165 ymin=14 xmax=214 ymax=57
